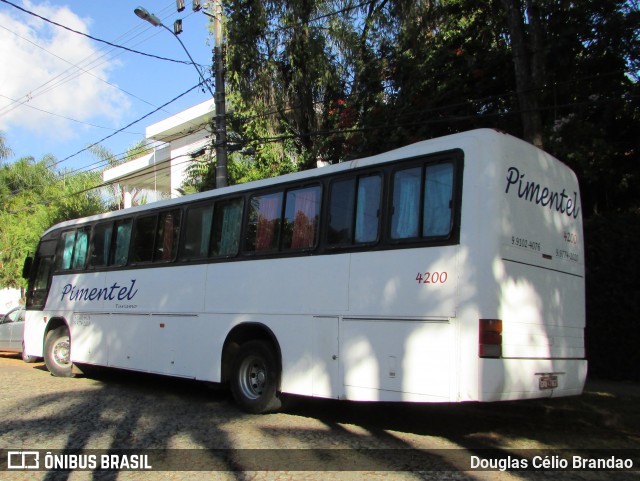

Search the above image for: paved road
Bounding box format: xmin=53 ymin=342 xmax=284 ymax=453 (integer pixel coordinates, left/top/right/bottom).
xmin=0 ymin=353 xmax=638 ymax=481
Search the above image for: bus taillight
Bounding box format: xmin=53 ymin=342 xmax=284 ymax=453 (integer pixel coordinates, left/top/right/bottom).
xmin=479 ymin=319 xmax=502 ymax=358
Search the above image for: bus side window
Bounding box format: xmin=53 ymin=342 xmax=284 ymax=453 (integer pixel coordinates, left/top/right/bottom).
xmin=391 ymin=167 xmax=422 ymax=239
xmin=59 ymin=228 xmax=90 ymax=270
xmin=111 ymin=219 xmax=132 ymax=266
xmin=423 ymin=163 xmax=454 ymax=237
xmin=327 ymin=174 xmax=381 ymax=247
xmin=155 ymin=209 xmax=182 ymax=262
xmin=327 ymin=178 xmax=355 ymax=245
xmin=245 ymin=192 xmax=283 ymax=253
xmin=354 ymin=175 xmax=381 ymax=243
xmin=282 ymin=186 xmax=321 ymax=250
xmin=132 ymin=215 xmax=157 ymax=263
xmin=211 ymin=198 xmax=243 ymax=257
xmin=90 ymin=222 xmax=113 ymax=268
xmin=182 ymin=204 xmax=214 ymax=260
xmin=391 ymin=161 xmax=455 ymax=240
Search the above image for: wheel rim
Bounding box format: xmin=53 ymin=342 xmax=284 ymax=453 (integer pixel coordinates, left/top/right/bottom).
xmin=238 ymin=355 xmax=267 ymax=400
xmin=52 ymin=337 xmax=70 ymax=367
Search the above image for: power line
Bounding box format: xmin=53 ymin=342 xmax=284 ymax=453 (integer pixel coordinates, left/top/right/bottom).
xmin=51 ymin=82 xmax=207 ymax=168
xmin=0 ymin=93 xmax=143 ymax=133
xmin=0 ymin=0 xmax=191 ymax=65
xmin=0 ymin=3 xmax=211 ymax=128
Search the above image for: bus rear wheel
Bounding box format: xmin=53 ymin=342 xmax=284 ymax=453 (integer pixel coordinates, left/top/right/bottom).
xmin=230 ymin=340 xmax=282 ymax=414
xmin=44 ymin=325 xmax=74 ymax=378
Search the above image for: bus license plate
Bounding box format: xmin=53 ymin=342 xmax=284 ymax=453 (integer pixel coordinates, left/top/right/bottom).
xmin=539 ymin=375 xmax=558 ymax=390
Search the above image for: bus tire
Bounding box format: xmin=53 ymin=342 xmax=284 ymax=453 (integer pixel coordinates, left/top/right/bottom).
xmin=230 ymin=340 xmax=282 ymax=414
xmin=44 ymin=325 xmax=74 ymax=378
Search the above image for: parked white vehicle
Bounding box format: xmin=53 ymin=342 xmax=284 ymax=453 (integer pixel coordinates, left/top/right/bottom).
xmin=0 ymin=306 xmax=38 ymax=363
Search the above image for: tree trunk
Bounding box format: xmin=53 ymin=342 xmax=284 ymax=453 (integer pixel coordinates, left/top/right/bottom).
xmin=501 ymin=0 xmax=544 ymax=148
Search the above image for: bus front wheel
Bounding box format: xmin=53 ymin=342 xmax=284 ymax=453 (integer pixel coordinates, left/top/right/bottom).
xmin=230 ymin=340 xmax=282 ymax=414
xmin=44 ymin=325 xmax=74 ymax=378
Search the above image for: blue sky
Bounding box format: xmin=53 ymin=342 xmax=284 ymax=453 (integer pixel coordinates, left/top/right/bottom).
xmin=0 ymin=0 xmax=214 ymax=173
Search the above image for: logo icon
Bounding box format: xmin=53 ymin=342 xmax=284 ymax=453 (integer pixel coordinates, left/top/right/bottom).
xmin=7 ymin=451 xmax=40 ymax=470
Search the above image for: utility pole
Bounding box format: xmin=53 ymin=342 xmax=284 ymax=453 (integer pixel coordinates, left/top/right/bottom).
xmin=135 ymin=2 xmax=228 ymax=188
xmin=211 ymin=0 xmax=228 ymax=188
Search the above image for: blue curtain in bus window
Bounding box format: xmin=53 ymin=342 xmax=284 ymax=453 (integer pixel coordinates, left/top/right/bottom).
xmin=355 ymin=175 xmax=381 ymax=243
xmin=113 ymin=220 xmax=132 ymax=266
xmin=72 ymin=229 xmax=89 ymax=269
xmin=289 ymin=187 xmax=320 ymax=249
xmin=423 ymin=163 xmax=454 ymax=237
xmin=218 ymin=200 xmax=242 ymax=256
xmin=60 ymin=232 xmax=75 ymax=270
xmin=391 ymin=167 xmax=421 ymax=239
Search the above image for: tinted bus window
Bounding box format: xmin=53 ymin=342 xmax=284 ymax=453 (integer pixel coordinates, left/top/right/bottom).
xmin=132 ymin=215 xmax=157 ymax=263
xmin=211 ymin=198 xmax=243 ymax=257
xmin=90 ymin=223 xmax=113 ymax=268
xmin=59 ymin=228 xmax=90 ymax=270
xmin=112 ymin=219 xmax=132 ymax=266
xmin=182 ymin=204 xmax=214 ymax=260
xmin=328 ymin=174 xmax=381 ymax=246
xmin=391 ymin=161 xmax=454 ymax=240
xmin=90 ymin=220 xmax=132 ymax=267
xmin=282 ymin=186 xmax=320 ymax=250
xmin=246 ymin=192 xmax=283 ymax=253
xmin=423 ymin=163 xmax=454 ymax=237
xmin=155 ymin=209 xmax=182 ymax=262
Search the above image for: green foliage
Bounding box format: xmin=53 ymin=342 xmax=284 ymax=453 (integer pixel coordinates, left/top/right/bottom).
xmin=0 ymin=131 xmax=11 ymax=160
xmin=220 ymin=0 xmax=639 ymax=215
xmin=0 ymin=153 xmax=106 ymax=288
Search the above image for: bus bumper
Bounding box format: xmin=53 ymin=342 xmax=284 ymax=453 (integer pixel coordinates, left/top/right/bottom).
xmin=478 ymin=358 xmax=588 ymax=401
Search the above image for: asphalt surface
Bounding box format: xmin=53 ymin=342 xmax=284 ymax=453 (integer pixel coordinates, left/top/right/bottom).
xmin=0 ymin=353 xmax=638 ymax=481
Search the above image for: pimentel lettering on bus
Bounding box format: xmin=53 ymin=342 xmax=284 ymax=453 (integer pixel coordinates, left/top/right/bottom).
xmin=505 ymin=167 xmax=580 ymax=219
xmin=60 ymin=280 xmax=138 ymax=302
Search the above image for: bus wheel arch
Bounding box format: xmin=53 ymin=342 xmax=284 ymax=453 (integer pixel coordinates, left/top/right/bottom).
xmin=43 ymin=319 xmax=74 ymax=378
xmin=222 ymin=323 xmax=283 ymax=414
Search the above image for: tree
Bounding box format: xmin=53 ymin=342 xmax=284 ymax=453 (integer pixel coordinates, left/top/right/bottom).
xmin=500 ymin=0 xmax=544 ymax=147
xmin=224 ymin=0 xmax=395 ymax=173
xmin=0 ymin=131 xmax=11 ymax=160
xmin=0 ymin=153 xmax=106 ymax=288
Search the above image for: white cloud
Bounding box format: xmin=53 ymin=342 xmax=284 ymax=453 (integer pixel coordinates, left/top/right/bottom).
xmin=0 ymin=1 xmax=131 ymax=139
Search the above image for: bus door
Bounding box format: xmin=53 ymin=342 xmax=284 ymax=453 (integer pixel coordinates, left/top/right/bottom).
xmin=25 ymin=239 xmax=57 ymax=310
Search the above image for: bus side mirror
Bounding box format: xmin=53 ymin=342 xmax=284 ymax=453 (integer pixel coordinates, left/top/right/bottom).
xmin=22 ymin=256 xmax=33 ymax=280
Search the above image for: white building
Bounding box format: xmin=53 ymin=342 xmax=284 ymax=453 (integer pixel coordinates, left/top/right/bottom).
xmin=103 ymin=99 xmax=215 ymax=205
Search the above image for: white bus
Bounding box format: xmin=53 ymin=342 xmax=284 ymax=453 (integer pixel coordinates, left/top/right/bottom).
xmin=22 ymin=129 xmax=586 ymax=413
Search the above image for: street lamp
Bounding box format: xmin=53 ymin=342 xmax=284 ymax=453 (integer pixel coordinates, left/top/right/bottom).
xmin=134 ymin=6 xmax=228 ymax=188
